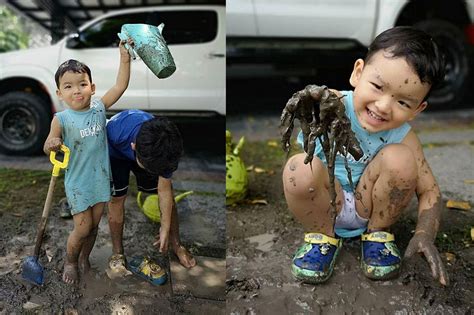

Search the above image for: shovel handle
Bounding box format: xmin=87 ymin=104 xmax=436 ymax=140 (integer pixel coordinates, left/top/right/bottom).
xmin=33 ymin=146 xmax=69 ymax=257
xmin=50 ymin=145 xmax=70 ymax=177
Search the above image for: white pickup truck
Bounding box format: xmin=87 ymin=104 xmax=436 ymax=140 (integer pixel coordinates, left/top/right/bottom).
xmin=227 ymin=0 xmax=474 ymax=109
xmin=0 ymin=5 xmax=225 ymax=155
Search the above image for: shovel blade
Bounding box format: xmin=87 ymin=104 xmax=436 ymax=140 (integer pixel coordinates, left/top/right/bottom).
xmin=21 ymin=256 xmax=44 ymax=285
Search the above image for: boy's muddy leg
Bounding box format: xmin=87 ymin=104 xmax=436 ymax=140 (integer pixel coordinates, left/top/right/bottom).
xmin=167 ymin=202 xmax=196 ymax=268
xmin=108 ymin=195 xmax=127 ymax=255
xmin=79 ymin=202 xmax=105 ymax=273
xmin=283 ymin=153 xmax=344 ymax=237
xmin=65 ymin=209 xmax=94 ymax=284
xmin=355 ymin=144 xmax=417 ymax=230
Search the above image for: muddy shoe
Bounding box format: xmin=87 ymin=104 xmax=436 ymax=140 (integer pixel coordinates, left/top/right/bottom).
xmin=128 ymin=256 xmax=167 ymax=286
xmin=58 ymin=197 xmax=72 ymax=219
xmin=106 ymin=254 xmax=132 ymax=279
xmin=291 ymin=233 xmax=342 ymax=284
xmin=361 ymin=231 xmax=401 ymax=280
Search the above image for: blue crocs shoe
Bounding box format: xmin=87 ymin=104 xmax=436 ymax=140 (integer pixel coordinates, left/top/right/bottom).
xmin=291 ymin=233 xmax=342 ymax=284
xmin=361 ymin=231 xmax=401 ymax=280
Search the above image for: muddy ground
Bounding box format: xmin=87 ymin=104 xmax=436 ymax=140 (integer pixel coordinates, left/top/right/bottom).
xmin=0 ymin=168 xmax=225 ymax=314
xmin=226 ymin=139 xmax=474 ymax=314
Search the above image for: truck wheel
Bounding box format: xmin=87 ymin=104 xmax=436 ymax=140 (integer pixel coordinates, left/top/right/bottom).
xmin=0 ymin=92 xmax=51 ymax=155
xmin=414 ymin=19 xmax=470 ymax=108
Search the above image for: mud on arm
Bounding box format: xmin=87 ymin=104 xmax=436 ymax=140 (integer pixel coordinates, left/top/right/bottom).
xmin=402 ymin=130 xmax=448 ymax=286
xmin=155 ymin=177 xmax=173 ymax=253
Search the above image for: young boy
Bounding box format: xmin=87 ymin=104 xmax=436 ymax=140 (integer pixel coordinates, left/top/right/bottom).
xmin=106 ymin=110 xmax=197 ymax=271
xmin=43 ymin=40 xmax=133 ymax=284
xmin=282 ymin=26 xmax=448 ymax=285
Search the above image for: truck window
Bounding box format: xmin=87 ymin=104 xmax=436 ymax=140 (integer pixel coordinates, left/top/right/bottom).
xmin=150 ymin=10 xmax=218 ymax=45
xmin=78 ymin=12 xmax=152 ymax=48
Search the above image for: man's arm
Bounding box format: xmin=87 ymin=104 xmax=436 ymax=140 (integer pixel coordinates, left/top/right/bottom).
xmin=43 ymin=116 xmax=62 ymax=154
xmin=156 ymin=177 xmax=174 ymax=253
xmin=402 ymin=130 xmax=448 ymax=285
xmin=101 ymin=40 xmax=132 ymax=109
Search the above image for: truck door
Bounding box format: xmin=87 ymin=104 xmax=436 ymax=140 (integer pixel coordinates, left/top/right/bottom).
xmin=146 ymin=8 xmax=225 ymax=115
xmin=253 ymin=0 xmax=377 ymax=46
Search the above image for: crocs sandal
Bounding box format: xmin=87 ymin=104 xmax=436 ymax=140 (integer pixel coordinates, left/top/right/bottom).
xmin=291 ymin=233 xmax=342 ymax=284
xmin=361 ymin=231 xmax=401 ymax=280
xmin=128 ymin=256 xmax=167 ymax=286
xmin=58 ymin=197 xmax=72 ymax=219
xmin=106 ymin=254 xmax=132 ymax=279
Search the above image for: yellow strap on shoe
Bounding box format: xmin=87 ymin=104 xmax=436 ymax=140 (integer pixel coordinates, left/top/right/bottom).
xmin=361 ymin=231 xmax=395 ymax=242
xmin=304 ymin=233 xmax=340 ymax=246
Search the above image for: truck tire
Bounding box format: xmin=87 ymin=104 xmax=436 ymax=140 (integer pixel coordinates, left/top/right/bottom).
xmin=0 ymin=92 xmax=51 ymax=155
xmin=413 ymin=19 xmax=470 ymax=109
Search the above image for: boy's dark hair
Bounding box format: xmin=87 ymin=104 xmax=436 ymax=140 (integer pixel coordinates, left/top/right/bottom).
xmin=55 ymin=59 xmax=92 ymax=88
xmin=135 ymin=117 xmax=183 ymax=176
xmin=365 ymin=26 xmax=445 ymax=99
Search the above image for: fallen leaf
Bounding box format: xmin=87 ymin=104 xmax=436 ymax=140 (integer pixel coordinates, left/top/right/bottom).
xmin=464 ymin=179 xmax=474 ymax=184
xmin=254 ymin=167 xmax=266 ymax=173
xmin=471 ymin=227 xmax=474 ymax=241
xmin=446 ymin=200 xmax=471 ymax=210
xmin=11 ymin=213 xmax=23 ymax=217
xmin=267 ymin=140 xmax=278 ymax=148
xmin=246 ymin=165 xmax=254 ymax=171
xmin=267 ymin=170 xmax=275 ymax=175
xmin=444 ymin=252 xmax=456 ymax=263
xmin=251 ymin=199 xmax=268 ymax=205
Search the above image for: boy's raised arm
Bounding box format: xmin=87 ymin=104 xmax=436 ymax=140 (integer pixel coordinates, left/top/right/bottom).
xmin=43 ymin=116 xmax=62 ymax=154
xmin=101 ymin=40 xmax=132 ymax=109
xmin=402 ymin=130 xmax=448 ymax=286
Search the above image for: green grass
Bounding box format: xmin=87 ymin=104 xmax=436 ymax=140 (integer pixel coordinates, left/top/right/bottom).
xmin=0 ymin=168 xmax=65 ymax=214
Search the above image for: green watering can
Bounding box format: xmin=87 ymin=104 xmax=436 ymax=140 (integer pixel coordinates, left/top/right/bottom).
xmin=118 ymin=23 xmax=176 ymax=79
xmin=137 ymin=191 xmax=193 ymax=223
xmin=226 ymin=130 xmax=248 ymax=205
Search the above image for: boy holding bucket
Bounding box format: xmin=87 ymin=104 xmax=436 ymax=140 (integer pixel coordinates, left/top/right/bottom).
xmin=43 ymin=39 xmax=133 ymax=284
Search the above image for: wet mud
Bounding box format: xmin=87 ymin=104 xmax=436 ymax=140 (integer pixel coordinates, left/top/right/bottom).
xmin=227 ymin=141 xmax=474 ymax=314
xmin=0 ymin=196 xmax=217 ymax=314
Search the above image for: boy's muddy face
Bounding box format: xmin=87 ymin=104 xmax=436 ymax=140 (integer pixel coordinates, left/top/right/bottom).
xmin=56 ymin=71 xmax=95 ymax=111
xmin=350 ymin=51 xmax=430 ymax=133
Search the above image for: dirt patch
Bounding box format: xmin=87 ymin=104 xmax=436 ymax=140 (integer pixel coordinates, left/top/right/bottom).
xmin=227 ymin=140 xmax=474 ymax=313
xmin=0 ymin=168 xmax=223 ymax=313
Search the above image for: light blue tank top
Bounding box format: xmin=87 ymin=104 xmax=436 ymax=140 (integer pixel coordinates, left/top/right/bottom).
xmin=56 ymin=99 xmax=111 ymax=214
xmin=298 ymin=90 xmax=411 ymax=192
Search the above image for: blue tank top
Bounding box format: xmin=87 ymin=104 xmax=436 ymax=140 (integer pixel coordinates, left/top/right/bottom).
xmin=56 ymin=99 xmax=111 ymax=214
xmin=298 ymin=90 xmax=411 ymax=191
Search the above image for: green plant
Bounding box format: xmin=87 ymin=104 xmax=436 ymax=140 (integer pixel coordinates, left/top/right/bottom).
xmin=0 ymin=6 xmax=29 ymax=52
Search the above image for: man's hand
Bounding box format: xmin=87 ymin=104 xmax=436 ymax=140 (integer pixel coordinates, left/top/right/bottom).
xmin=404 ymin=232 xmax=449 ymax=286
xmin=153 ymin=227 xmax=170 ymax=254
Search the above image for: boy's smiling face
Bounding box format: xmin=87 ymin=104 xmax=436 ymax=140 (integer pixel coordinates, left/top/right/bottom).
xmin=350 ymin=50 xmax=431 ymax=133
xmin=56 ymin=71 xmax=95 ymax=111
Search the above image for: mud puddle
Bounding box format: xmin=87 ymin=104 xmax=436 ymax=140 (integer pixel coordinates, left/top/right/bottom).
xmin=226 ymin=140 xmax=474 ymax=314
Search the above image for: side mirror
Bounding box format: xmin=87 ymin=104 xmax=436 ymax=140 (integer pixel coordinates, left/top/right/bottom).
xmin=65 ymin=33 xmax=82 ymax=49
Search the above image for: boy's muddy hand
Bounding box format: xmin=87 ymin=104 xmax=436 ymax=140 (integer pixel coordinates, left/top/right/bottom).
xmin=280 ymin=85 xmax=363 ymax=164
xmin=119 ymin=39 xmax=134 ymax=59
xmin=153 ymin=228 xmax=169 ymax=253
xmin=404 ymin=232 xmax=449 ymax=286
xmin=45 ymin=137 xmax=62 ymax=153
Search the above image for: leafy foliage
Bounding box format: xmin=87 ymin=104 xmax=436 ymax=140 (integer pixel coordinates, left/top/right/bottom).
xmin=0 ymin=6 xmax=29 ymax=52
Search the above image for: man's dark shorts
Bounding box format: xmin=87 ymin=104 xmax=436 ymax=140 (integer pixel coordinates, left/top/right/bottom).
xmin=111 ymin=157 xmax=157 ymax=197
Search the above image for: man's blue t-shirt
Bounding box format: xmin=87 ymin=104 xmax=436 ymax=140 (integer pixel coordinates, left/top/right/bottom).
xmin=106 ymin=110 xmax=172 ymax=178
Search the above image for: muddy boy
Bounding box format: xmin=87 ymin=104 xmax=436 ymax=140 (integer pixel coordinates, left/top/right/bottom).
xmin=282 ymin=26 xmax=448 ymax=285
